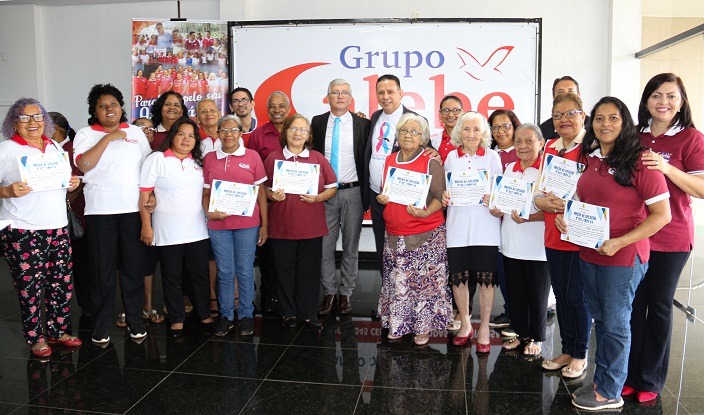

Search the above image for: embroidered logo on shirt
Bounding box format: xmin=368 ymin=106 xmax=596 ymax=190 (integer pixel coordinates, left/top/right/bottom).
xmin=239 ymin=163 xmax=251 ymax=170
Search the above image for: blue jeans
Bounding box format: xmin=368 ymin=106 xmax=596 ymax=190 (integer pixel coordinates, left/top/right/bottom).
xmin=581 ymin=256 xmax=647 ymax=400
xmin=208 ymin=226 xmax=259 ymax=321
xmin=545 ymin=248 xmax=591 ymax=360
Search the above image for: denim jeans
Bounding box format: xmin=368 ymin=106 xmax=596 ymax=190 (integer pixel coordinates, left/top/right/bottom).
xmin=545 ymin=248 xmax=591 ymax=360
xmin=581 ymin=256 xmax=647 ymax=400
xmin=208 ymin=226 xmax=259 ymax=321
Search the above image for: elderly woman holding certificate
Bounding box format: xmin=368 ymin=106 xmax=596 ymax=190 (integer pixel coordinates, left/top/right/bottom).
xmin=0 ymin=98 xmax=82 ymax=358
xmin=264 ymin=114 xmax=337 ymax=329
xmin=202 ymin=115 xmax=268 ymax=337
xmin=534 ymin=92 xmax=592 ymax=378
xmin=488 ymin=124 xmax=548 ymax=356
xmin=139 ymin=118 xmax=214 ymax=337
xmin=555 ymin=97 xmax=671 ymax=411
xmin=376 ymin=113 xmax=452 ymax=346
xmin=442 ymin=111 xmax=502 ymax=351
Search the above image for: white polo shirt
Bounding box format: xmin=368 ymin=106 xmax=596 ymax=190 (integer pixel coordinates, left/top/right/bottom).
xmin=444 ymin=147 xmax=502 ymax=248
xmin=73 ymin=123 xmax=151 ymax=215
xmin=500 ymin=160 xmax=546 ymax=261
xmin=370 ymin=106 xmax=404 ymax=193
xmin=139 ymin=150 xmax=208 ymax=246
xmin=0 ymin=136 xmax=69 ymax=230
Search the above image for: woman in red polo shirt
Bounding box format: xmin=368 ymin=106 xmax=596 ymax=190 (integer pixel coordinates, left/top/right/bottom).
xmin=559 ymin=96 xmax=670 ymax=411
xmin=534 ymin=93 xmax=592 ymax=378
xmin=436 ymin=95 xmax=463 ymax=163
xmin=0 ymin=98 xmax=82 ymax=358
xmin=264 ymin=114 xmax=337 ymax=328
xmin=377 ymin=113 xmax=452 ymax=346
xmin=625 ymin=73 xmax=704 ymax=403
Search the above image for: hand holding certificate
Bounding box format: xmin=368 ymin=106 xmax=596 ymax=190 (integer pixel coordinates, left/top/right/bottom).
xmin=445 ymin=170 xmax=489 ymax=206
xmin=537 ymin=154 xmax=584 ymax=200
xmin=488 ymin=175 xmax=534 ymax=219
xmin=208 ymin=180 xmax=259 ymax=217
xmin=381 ymin=167 xmax=431 ymax=208
xmin=560 ymin=200 xmax=610 ymax=249
xmin=271 ymin=159 xmax=320 ymax=195
xmin=17 ymin=152 xmax=72 ymax=192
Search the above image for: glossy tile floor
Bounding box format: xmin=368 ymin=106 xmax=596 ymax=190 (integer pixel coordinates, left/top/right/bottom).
xmin=0 ymin=258 xmax=702 ymax=414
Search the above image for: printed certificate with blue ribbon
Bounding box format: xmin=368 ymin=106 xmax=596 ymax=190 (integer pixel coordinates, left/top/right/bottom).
xmin=208 ymin=180 xmax=259 ymax=217
xmin=445 ymin=170 xmax=490 ymax=206
xmin=382 ymin=167 xmax=431 ymax=208
xmin=271 ymin=160 xmax=320 ymax=195
xmin=488 ymin=175 xmax=533 ymax=219
xmin=16 ymin=152 xmax=72 ymax=192
xmin=537 ymin=154 xmax=584 ymax=200
xmin=561 ymin=200 xmax=610 ymax=249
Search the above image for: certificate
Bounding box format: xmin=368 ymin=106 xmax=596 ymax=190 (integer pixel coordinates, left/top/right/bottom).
xmin=16 ymin=152 xmax=72 ymax=192
xmin=381 ymin=167 xmax=431 ymax=208
xmin=271 ymin=160 xmax=320 ymax=195
xmin=537 ymin=154 xmax=584 ymax=200
xmin=445 ymin=170 xmax=489 ymax=206
xmin=208 ymin=180 xmax=259 ymax=217
xmin=561 ymin=200 xmax=610 ymax=249
xmin=488 ymin=175 xmax=534 ymax=219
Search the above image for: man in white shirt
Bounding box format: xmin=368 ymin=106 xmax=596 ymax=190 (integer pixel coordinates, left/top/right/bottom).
xmin=311 ymin=79 xmax=371 ymax=315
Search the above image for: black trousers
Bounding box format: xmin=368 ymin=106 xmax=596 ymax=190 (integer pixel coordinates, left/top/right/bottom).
xmin=257 ymin=239 xmax=278 ymax=303
xmin=86 ymin=213 xmax=144 ymax=332
xmin=158 ymin=239 xmax=210 ymax=323
xmin=504 ymin=257 xmax=551 ymax=342
xmin=270 ymin=237 xmax=322 ymax=321
xmin=627 ymin=250 xmax=690 ymax=393
xmin=369 ymin=190 xmax=386 ymax=275
xmin=70 ymin=235 xmax=91 ymax=314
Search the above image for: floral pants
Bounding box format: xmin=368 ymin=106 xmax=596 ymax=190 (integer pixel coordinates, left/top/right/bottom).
xmin=1 ymin=227 xmax=73 ymax=346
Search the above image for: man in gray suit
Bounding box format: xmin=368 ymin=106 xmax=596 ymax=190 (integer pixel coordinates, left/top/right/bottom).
xmin=312 ymin=79 xmax=371 ymax=315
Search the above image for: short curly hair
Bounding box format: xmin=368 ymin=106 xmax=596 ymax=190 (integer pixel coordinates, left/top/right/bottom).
xmin=87 ymin=84 xmax=128 ymax=126
xmin=450 ymin=111 xmax=492 ymax=149
xmin=2 ymin=97 xmax=55 ymax=140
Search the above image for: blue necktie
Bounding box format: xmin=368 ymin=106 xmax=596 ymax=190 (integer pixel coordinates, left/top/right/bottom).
xmin=331 ymin=117 xmax=341 ymax=181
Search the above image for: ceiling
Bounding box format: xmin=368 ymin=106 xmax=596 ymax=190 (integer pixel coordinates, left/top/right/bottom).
xmin=0 ymin=0 xmax=175 ymax=6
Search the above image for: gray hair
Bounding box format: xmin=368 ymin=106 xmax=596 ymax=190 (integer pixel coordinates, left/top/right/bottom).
xmin=327 ymin=78 xmax=352 ymax=95
xmin=2 ymin=97 xmax=54 ymax=140
xmin=450 ymin=111 xmax=491 ymax=149
xmin=267 ymin=91 xmax=290 ymax=107
xmin=514 ymin=123 xmax=544 ymax=141
xmin=396 ymin=113 xmax=430 ymax=146
xmin=218 ymin=114 xmax=242 ymax=130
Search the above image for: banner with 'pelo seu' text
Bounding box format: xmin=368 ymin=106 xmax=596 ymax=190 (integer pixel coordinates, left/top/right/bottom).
xmin=230 ymin=20 xmax=540 ymax=144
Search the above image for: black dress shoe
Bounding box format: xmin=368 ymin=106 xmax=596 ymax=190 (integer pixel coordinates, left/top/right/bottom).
xmin=283 ymin=317 xmax=297 ymax=328
xmin=337 ymin=295 xmax=352 ymax=315
xmin=168 ymin=328 xmax=183 ymax=338
xmin=318 ymin=294 xmax=335 ymax=315
xmin=371 ymin=309 xmax=381 ymax=321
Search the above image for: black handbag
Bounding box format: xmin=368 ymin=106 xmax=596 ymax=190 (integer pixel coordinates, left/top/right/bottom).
xmin=66 ymin=199 xmax=85 ymax=240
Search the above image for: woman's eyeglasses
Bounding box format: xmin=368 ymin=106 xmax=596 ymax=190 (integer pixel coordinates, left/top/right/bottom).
xmin=17 ymin=114 xmax=44 ymax=123
xmin=491 ymin=123 xmax=512 ymax=132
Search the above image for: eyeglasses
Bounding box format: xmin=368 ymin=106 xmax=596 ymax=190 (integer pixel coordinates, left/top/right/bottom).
xmin=231 ymin=98 xmax=251 ymax=105
xmin=439 ymin=108 xmax=462 ymax=115
xmin=219 ymin=127 xmax=241 ymax=134
xmin=491 ymin=123 xmax=513 ymax=132
xmin=17 ymin=114 xmax=44 ymax=123
xmin=288 ymin=127 xmax=310 ymax=135
xmin=552 ymin=110 xmax=583 ymax=121
xmin=398 ymin=128 xmax=422 ymax=137
xmin=329 ymin=91 xmax=351 ymax=97
xmin=139 ymin=126 xmax=156 ymax=133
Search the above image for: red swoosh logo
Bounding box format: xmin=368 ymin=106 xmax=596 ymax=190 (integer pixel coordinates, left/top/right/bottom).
xmin=456 ymin=46 xmax=514 ymax=81
xmin=253 ymin=62 xmax=329 ymax=123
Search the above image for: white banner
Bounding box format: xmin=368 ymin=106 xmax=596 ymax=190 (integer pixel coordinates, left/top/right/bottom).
xmin=231 ymin=21 xmax=539 ymax=145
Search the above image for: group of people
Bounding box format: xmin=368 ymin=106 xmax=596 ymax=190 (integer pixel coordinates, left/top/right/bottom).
xmin=132 ymin=24 xmax=227 ymax=70
xmin=132 ymin=65 xmax=228 ymax=100
xmin=1 ymin=71 xmax=701 ymax=412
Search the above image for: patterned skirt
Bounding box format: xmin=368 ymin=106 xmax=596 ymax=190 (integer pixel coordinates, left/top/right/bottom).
xmin=378 ymin=224 xmax=452 ymax=337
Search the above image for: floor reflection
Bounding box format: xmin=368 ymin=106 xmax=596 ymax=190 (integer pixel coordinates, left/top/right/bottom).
xmin=0 ymin=261 xmax=701 ymax=414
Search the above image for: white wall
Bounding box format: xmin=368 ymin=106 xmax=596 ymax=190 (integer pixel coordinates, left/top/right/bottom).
xmin=0 ymin=0 xmax=641 ymax=132
xmin=221 ymin=0 xmax=626 ymax=124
